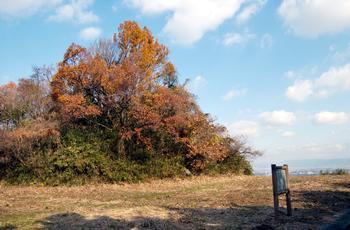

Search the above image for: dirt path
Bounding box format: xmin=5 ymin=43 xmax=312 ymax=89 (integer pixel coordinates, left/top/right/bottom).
xmin=1 ymin=175 xmax=349 ymax=229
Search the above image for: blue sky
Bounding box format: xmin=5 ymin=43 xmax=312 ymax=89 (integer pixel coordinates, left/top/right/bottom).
xmin=1 ymin=0 xmax=350 ymax=171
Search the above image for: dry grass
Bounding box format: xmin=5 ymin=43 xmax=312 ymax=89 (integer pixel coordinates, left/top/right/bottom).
xmin=0 ymin=175 xmax=349 ymax=229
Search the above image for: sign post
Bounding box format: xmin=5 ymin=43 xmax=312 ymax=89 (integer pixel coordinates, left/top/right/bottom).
xmin=271 ymin=164 xmax=292 ymax=217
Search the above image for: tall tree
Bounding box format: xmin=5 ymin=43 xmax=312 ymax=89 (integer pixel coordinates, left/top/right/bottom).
xmin=51 ymin=21 xmax=177 ymax=156
xmin=51 ymin=21 xmax=257 ymax=170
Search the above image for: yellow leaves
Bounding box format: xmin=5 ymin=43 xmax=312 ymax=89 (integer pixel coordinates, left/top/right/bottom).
xmin=117 ymin=21 xmax=169 ymax=83
xmin=118 ymin=21 xmax=154 ymax=58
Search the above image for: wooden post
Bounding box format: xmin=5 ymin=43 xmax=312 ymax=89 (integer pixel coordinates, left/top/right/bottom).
xmin=271 ymin=164 xmax=279 ymax=218
xmin=272 ymin=164 xmax=292 ymax=218
xmin=284 ymin=164 xmax=292 ymax=216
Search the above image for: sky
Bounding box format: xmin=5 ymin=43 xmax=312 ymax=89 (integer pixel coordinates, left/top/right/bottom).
xmin=1 ymin=0 xmax=350 ymax=171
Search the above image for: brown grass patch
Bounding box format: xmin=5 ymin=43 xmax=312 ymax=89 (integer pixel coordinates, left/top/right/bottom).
xmin=0 ymin=175 xmax=349 ymax=229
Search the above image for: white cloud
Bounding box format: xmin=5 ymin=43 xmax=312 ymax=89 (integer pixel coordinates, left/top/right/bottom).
xmin=228 ymin=120 xmax=259 ymax=137
xmin=278 ymin=0 xmax=350 ymax=38
xmin=314 ymin=89 xmax=331 ymax=98
xmin=49 ymin=0 xmax=98 ymax=24
xmin=260 ymin=110 xmax=296 ymax=125
xmin=335 ymin=144 xmax=346 ymax=152
xmin=80 ymin=27 xmax=101 ymax=40
xmin=127 ymin=0 xmax=264 ymax=45
xmin=281 ymin=131 xmax=294 ymax=137
xmin=286 ymin=80 xmax=313 ymax=102
xmin=235 ymin=0 xmax=267 ymax=24
xmin=316 ymin=64 xmax=350 ymax=90
xmin=223 ymin=32 xmax=255 ymax=46
xmin=0 ymin=0 xmax=98 ymax=23
xmin=314 ymin=111 xmax=349 ymax=125
xmin=260 ymin=33 xmax=273 ymax=48
xmin=223 ymin=88 xmax=247 ymax=101
xmin=0 ymin=0 xmax=62 ymax=18
xmin=301 ymin=142 xmax=348 ymax=154
xmin=286 ymin=63 xmax=350 ymax=102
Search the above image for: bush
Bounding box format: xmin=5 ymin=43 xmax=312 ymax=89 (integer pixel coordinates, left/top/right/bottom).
xmin=1 ymin=128 xmax=189 ymax=185
xmin=1 ymin=126 xmax=253 ymax=184
xmin=145 ymin=155 xmax=187 ymax=179
xmin=320 ymin=169 xmax=349 ymax=175
xmin=0 ymin=120 xmax=59 ymax=171
xmin=203 ymin=154 xmax=253 ymax=176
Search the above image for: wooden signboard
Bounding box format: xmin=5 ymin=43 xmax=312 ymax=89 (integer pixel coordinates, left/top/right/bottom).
xmin=271 ymin=164 xmax=292 ymax=217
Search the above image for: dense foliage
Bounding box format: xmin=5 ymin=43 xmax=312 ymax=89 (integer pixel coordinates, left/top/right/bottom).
xmin=0 ymin=21 xmax=260 ymax=184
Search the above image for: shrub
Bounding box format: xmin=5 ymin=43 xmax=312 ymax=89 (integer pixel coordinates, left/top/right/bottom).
xmin=320 ymin=169 xmax=349 ymax=175
xmin=203 ymin=154 xmax=253 ymax=176
xmin=0 ymin=115 xmax=256 ymax=185
xmin=1 ymin=128 xmax=189 ymax=185
xmin=0 ymin=120 xmax=60 ymax=169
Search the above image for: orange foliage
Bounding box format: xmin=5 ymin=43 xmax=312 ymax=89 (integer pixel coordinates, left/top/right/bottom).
xmin=0 ymin=21 xmax=258 ymax=181
xmin=50 ymin=21 xmax=253 ymax=170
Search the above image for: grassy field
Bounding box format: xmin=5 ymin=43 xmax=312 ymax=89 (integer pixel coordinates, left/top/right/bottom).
xmin=0 ymin=175 xmax=349 ymax=229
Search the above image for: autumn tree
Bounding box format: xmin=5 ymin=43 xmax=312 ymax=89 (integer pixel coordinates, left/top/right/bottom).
xmin=0 ymin=82 xmax=18 ymax=129
xmin=0 ymin=66 xmax=57 ymax=173
xmin=51 ymin=21 xmax=177 ymax=157
xmin=0 ymin=21 xmax=259 ymax=183
xmin=0 ymin=69 xmax=52 ymax=130
xmin=50 ymin=21 xmax=259 ymax=171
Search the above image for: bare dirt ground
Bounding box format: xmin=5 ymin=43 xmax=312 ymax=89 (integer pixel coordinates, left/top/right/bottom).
xmin=0 ymin=175 xmax=349 ymax=229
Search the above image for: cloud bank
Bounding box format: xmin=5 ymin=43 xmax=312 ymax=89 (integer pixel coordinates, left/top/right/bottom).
xmin=127 ymin=0 xmax=265 ymax=45
xmin=278 ymin=0 xmax=350 ymax=38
